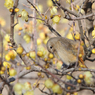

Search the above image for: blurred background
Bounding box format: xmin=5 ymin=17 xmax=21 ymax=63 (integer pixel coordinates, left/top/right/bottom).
xmin=0 ymin=0 xmax=95 ymax=95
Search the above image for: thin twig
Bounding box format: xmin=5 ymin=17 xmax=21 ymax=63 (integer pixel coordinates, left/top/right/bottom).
xmin=27 ymin=0 xmax=61 ymax=37
xmin=0 ymin=24 xmax=3 ymax=68
xmin=65 ymin=13 xmax=95 ymax=20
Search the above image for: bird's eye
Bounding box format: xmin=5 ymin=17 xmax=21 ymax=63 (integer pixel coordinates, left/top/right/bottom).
xmin=50 ymin=46 xmax=52 ymax=49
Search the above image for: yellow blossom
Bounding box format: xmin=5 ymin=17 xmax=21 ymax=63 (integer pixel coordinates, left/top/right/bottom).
xmin=50 ymin=6 xmax=57 ymax=15
xmin=21 ymin=9 xmax=28 ymax=21
xmin=92 ymin=29 xmax=95 ymax=38
xmin=4 ymin=34 xmax=10 ymax=42
xmin=52 ymin=15 xmax=61 ymax=24
xmin=0 ymin=17 xmax=6 ymax=27
xmin=38 ymin=5 xmax=43 ymax=13
xmin=66 ymin=32 xmax=74 ymax=40
xmin=4 ymin=0 xmax=14 ymax=9
xmin=47 ymin=0 xmax=53 ymax=7
xmin=3 ymin=61 xmax=11 ymax=68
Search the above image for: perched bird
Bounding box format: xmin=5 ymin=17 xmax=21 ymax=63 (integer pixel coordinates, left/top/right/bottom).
xmin=46 ymin=37 xmax=86 ymax=68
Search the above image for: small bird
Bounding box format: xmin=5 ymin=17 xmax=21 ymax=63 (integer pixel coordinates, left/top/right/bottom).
xmin=46 ymin=37 xmax=85 ymax=68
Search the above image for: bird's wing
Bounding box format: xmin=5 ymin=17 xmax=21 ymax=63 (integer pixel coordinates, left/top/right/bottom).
xmin=58 ymin=37 xmax=78 ymax=56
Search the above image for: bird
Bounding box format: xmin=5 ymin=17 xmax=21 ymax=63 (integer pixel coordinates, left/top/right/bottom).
xmin=46 ymin=37 xmax=86 ymax=68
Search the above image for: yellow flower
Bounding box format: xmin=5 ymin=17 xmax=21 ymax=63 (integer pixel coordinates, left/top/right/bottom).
xmin=0 ymin=17 xmax=6 ymax=27
xmin=50 ymin=6 xmax=57 ymax=15
xmin=21 ymin=9 xmax=28 ymax=21
xmin=66 ymin=32 xmax=74 ymax=40
xmin=4 ymin=0 xmax=14 ymax=9
xmin=92 ymin=29 xmax=95 ymax=38
xmin=38 ymin=5 xmax=43 ymax=13
xmin=74 ymin=32 xmax=80 ymax=40
xmin=52 ymin=15 xmax=61 ymax=24
xmin=4 ymin=34 xmax=10 ymax=42
xmin=92 ymin=48 xmax=95 ymax=54
xmin=61 ymin=18 xmax=68 ymax=23
xmin=3 ymin=61 xmax=11 ymax=68
xmin=47 ymin=0 xmax=53 ymax=7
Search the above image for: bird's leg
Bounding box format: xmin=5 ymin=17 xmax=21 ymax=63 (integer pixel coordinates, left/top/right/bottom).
xmin=62 ymin=62 xmax=79 ymax=70
xmin=62 ymin=63 xmax=69 ymax=68
xmin=54 ymin=69 xmax=60 ymax=73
